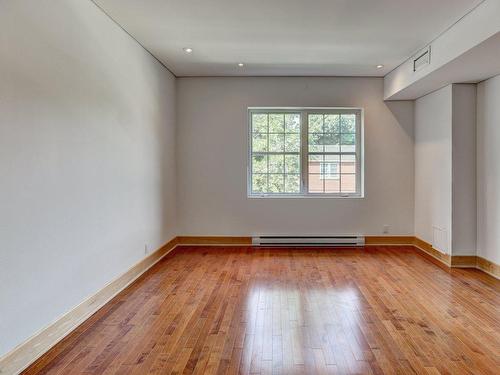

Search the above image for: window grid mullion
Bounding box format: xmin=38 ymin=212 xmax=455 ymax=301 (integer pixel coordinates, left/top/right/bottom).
xmin=266 ymin=114 xmax=270 ymax=192
xmin=282 ymin=154 xmax=285 ymax=192
xmin=301 ymin=111 xmax=308 ymax=194
xmin=322 ymin=114 xmax=325 ymax=193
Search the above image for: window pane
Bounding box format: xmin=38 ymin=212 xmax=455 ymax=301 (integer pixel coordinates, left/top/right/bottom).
xmin=252 ymin=114 xmax=268 ymax=134
xmin=308 ymin=133 xmax=323 ymax=152
xmin=340 ymin=154 xmax=356 ymax=174
xmin=308 ymin=155 xmax=323 ymax=174
xmin=323 ymin=134 xmax=340 ymax=153
xmin=285 ymin=114 xmax=300 ymax=133
xmin=285 ymin=133 xmax=300 ymax=152
xmin=285 ymin=174 xmax=300 ymax=193
xmin=269 ymin=174 xmax=285 ymax=193
xmin=321 ymin=166 xmax=340 ymax=181
xmin=252 ymin=174 xmax=267 ymax=193
xmin=340 ymin=114 xmax=356 ymax=133
xmin=308 ymin=114 xmax=323 ymax=133
xmin=325 ymin=154 xmax=340 ymax=163
xmin=325 ymin=178 xmax=340 ymax=193
xmin=340 ymin=133 xmax=356 ymax=152
xmin=341 ymin=133 xmax=355 ymax=144
xmin=269 ymin=154 xmax=284 ymax=173
xmin=324 ymin=114 xmax=340 ymax=133
xmin=252 ymin=154 xmax=267 ymax=173
xmin=252 ymin=133 xmax=267 ymax=152
xmin=269 ymin=133 xmax=285 ymax=152
xmin=269 ymin=114 xmax=285 ymax=133
xmin=341 ymin=174 xmax=356 ymax=193
xmin=285 ymin=154 xmax=300 ymax=173
xmin=308 ymin=174 xmax=323 ymax=193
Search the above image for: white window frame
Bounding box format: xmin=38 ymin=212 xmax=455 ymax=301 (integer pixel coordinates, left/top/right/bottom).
xmin=247 ymin=107 xmax=364 ymax=198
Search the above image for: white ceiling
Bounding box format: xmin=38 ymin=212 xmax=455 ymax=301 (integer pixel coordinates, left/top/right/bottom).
xmin=94 ymin=0 xmax=484 ymax=77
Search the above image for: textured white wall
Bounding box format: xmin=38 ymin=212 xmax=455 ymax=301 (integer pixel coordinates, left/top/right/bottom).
xmin=451 ymin=84 xmax=477 ymax=256
xmin=477 ymin=75 xmax=500 ymax=264
xmin=0 ymin=0 xmax=177 ymax=357
xmin=414 ymin=86 xmax=453 ymax=253
xmin=176 ymin=77 xmax=415 ymax=236
xmin=414 ymin=84 xmax=478 ymax=257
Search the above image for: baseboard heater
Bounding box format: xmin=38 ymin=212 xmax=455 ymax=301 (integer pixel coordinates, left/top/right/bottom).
xmin=252 ymin=235 xmax=365 ymax=247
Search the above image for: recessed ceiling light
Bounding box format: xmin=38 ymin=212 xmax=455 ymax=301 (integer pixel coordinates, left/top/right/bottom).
xmin=237 ymin=63 xmax=245 ymax=67
xmin=183 ymin=47 xmax=193 ymax=53
xmin=376 ymin=64 xmax=384 ymax=69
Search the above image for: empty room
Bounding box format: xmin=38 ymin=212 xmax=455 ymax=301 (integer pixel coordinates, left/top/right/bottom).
xmin=1 ymin=0 xmax=499 ymax=374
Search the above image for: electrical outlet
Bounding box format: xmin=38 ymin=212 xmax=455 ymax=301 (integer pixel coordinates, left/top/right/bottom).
xmin=383 ymin=225 xmax=389 ymax=234
xmin=144 ymin=244 xmax=149 ymax=254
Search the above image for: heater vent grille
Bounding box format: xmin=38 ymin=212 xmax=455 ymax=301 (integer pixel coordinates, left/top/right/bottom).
xmin=252 ymin=236 xmax=365 ymax=247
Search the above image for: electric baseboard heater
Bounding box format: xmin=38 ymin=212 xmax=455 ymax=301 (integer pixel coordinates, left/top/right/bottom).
xmin=252 ymin=235 xmax=365 ymax=247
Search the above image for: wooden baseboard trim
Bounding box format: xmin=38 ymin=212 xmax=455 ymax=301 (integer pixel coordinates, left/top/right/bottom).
xmin=412 ymin=237 xmax=451 ymax=266
xmin=476 ymin=256 xmax=500 ymax=279
xmin=177 ymin=236 xmax=417 ymax=247
xmin=177 ymin=236 xmax=252 ymax=246
xmin=365 ymin=236 xmax=414 ymax=245
xmin=411 ymin=237 xmax=499 ymax=279
xmin=450 ymin=255 xmax=477 ymax=268
xmin=176 ymin=236 xmax=499 ymax=278
xmin=365 ymin=237 xmax=468 ymax=272
xmin=0 ymin=237 xmax=179 ymax=375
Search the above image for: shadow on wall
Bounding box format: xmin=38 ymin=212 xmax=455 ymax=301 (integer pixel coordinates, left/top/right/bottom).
xmin=385 ymin=101 xmax=415 ymax=141
xmin=1 ymin=1 xmax=127 ymax=113
xmin=156 ymin=76 xmax=177 ymax=235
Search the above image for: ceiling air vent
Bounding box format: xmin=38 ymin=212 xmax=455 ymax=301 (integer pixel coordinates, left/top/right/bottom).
xmin=413 ymin=46 xmax=431 ymax=72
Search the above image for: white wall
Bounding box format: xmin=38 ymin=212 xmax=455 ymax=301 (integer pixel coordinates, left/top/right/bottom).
xmin=414 ymin=84 xmax=477 ymax=256
xmin=414 ymin=86 xmax=453 ymax=253
xmin=176 ymin=77 xmax=414 ymax=236
xmin=451 ymin=84 xmax=477 ymax=256
xmin=0 ymin=0 xmax=176 ymax=357
xmin=477 ymin=75 xmax=500 ymax=264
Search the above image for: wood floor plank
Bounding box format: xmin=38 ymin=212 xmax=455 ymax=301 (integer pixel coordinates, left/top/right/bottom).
xmin=22 ymin=246 xmax=499 ymax=375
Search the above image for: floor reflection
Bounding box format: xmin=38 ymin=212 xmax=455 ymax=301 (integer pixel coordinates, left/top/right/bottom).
xmin=23 ymin=247 xmax=499 ymax=375
xmin=241 ymin=280 xmax=368 ymax=374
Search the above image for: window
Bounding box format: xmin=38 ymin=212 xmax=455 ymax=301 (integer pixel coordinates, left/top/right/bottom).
xmin=248 ymin=108 xmax=363 ymax=197
xmin=320 ymin=162 xmax=339 ymax=179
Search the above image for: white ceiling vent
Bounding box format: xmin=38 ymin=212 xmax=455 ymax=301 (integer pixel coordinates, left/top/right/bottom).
xmin=413 ymin=46 xmax=431 ymax=72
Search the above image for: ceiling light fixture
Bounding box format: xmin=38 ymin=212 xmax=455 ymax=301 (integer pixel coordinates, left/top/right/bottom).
xmin=376 ymin=64 xmax=384 ymax=69
xmin=238 ymin=63 xmax=245 ymax=67
xmin=183 ymin=47 xmax=193 ymax=53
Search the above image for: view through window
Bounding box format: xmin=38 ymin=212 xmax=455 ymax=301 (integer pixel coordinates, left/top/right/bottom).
xmin=249 ymin=108 xmax=362 ymax=197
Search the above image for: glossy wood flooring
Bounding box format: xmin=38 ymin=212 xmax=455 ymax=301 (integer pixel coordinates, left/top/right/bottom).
xmin=24 ymin=246 xmax=500 ymax=375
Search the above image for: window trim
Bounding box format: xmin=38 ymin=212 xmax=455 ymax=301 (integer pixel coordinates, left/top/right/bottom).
xmin=247 ymin=107 xmax=364 ymax=198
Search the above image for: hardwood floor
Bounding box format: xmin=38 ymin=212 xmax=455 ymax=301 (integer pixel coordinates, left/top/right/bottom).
xmin=23 ymin=246 xmax=499 ymax=375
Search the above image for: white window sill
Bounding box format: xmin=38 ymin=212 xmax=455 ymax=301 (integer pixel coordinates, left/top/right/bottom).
xmin=247 ymin=194 xmax=364 ymax=199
